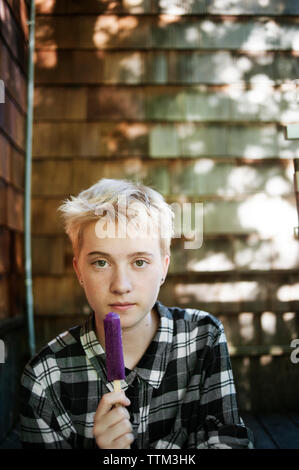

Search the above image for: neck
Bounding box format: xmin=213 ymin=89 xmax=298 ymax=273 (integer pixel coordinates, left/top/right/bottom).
xmin=122 ymin=308 xmax=160 ymax=363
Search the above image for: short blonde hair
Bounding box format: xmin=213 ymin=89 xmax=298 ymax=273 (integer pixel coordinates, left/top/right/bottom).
xmin=57 ymin=178 xmax=175 ymax=259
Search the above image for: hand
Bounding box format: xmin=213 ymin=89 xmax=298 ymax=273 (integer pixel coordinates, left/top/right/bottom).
xmin=93 ymin=391 xmax=134 ymax=449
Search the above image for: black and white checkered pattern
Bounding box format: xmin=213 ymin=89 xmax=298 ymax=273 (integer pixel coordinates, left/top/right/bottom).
xmin=20 ymin=300 xmax=253 ymax=449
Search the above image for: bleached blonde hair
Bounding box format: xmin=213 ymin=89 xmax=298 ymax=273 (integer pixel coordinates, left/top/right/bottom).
xmin=57 ymin=178 xmax=175 ymax=259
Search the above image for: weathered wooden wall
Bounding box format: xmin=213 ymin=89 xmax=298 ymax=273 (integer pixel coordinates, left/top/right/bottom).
xmin=0 ymin=0 xmax=29 ymax=443
xmin=31 ymin=0 xmax=299 ymax=411
xmin=0 ymin=0 xmax=28 ymax=320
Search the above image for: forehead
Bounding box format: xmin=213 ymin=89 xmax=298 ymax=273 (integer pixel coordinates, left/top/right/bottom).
xmin=81 ymin=220 xmax=161 ymax=255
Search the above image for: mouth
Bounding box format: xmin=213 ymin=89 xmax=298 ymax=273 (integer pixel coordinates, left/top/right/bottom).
xmin=109 ymin=303 xmax=136 ymax=310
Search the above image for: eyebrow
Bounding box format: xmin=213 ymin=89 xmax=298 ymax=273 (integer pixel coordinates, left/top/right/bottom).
xmin=87 ymin=250 xmax=155 ymax=259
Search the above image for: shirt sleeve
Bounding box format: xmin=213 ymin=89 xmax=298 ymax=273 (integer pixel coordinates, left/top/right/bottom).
xmin=20 ymin=362 xmax=74 ymax=449
xmin=188 ymin=322 xmax=254 ymax=449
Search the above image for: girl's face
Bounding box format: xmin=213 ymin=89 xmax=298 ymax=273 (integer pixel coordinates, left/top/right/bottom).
xmin=73 ymin=220 xmax=170 ymax=332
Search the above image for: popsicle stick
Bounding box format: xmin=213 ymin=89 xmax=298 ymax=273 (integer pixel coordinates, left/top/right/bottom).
xmin=113 ymin=379 xmax=121 ymax=407
xmin=113 ymin=379 xmax=121 ymax=393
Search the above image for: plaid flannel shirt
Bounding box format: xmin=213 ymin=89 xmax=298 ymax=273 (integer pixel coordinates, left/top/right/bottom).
xmin=20 ymin=300 xmax=253 ymax=449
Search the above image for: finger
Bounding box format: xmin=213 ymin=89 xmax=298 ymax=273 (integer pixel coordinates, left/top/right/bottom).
xmin=110 ymin=432 xmax=135 ymax=450
xmin=94 ymin=417 xmax=133 ymax=450
xmin=95 ymin=392 xmax=130 ymax=420
xmin=96 ymin=405 xmax=130 ymax=432
xmin=108 ymin=417 xmax=133 ymax=443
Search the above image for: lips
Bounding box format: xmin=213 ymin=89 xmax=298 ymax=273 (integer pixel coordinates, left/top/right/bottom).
xmin=110 ymin=303 xmax=135 ymax=307
xmin=109 ymin=303 xmax=136 ymax=311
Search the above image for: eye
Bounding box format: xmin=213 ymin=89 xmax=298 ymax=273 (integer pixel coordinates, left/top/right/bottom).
xmin=92 ymin=259 xmax=108 ymax=268
xmin=134 ymin=259 xmax=149 ymax=268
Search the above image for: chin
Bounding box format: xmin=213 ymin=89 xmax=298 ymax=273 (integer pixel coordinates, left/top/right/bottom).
xmin=120 ymin=312 xmax=146 ymax=328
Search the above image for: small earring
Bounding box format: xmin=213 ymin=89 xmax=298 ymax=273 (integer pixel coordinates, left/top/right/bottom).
xmin=80 ymin=280 xmax=83 ymax=284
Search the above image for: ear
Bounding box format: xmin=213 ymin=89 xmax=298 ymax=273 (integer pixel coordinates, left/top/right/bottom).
xmin=73 ymin=256 xmax=81 ymax=283
xmin=162 ymin=254 xmax=170 ymax=280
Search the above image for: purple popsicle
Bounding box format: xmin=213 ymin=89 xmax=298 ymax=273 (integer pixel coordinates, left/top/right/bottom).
xmin=104 ymin=312 xmax=125 ymax=382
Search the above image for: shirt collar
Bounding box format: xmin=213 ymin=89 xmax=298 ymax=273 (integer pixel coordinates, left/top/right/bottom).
xmin=80 ymin=300 xmax=173 ymax=389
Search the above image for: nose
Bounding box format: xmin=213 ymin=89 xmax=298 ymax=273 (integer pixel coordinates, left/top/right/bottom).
xmin=110 ymin=268 xmax=132 ymax=295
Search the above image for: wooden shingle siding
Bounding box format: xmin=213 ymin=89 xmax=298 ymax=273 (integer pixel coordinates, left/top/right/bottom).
xmin=4 ymin=1 xmax=28 ymax=41
xmin=35 ymin=16 xmax=299 ymax=51
xmin=34 ymin=84 xmax=299 ymax=123
xmin=34 ymin=50 xmax=299 ymax=84
xmin=32 ymin=121 xmax=299 ymax=159
xmin=0 ymin=0 xmax=29 ymax=431
xmin=0 ymin=0 xmax=28 ymax=319
xmin=0 ymin=93 xmax=26 ymax=149
xmin=35 ymin=0 xmax=299 ymax=16
xmin=0 ymin=39 xmax=27 ymax=111
xmin=0 ymin=0 xmax=28 ymax=72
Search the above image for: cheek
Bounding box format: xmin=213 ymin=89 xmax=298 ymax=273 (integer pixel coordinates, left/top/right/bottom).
xmin=83 ymin=270 xmax=107 ymax=292
xmin=142 ymin=269 xmax=162 ymax=288
xmin=140 ymin=261 xmax=163 ymax=279
xmin=137 ymin=265 xmax=159 ymax=278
